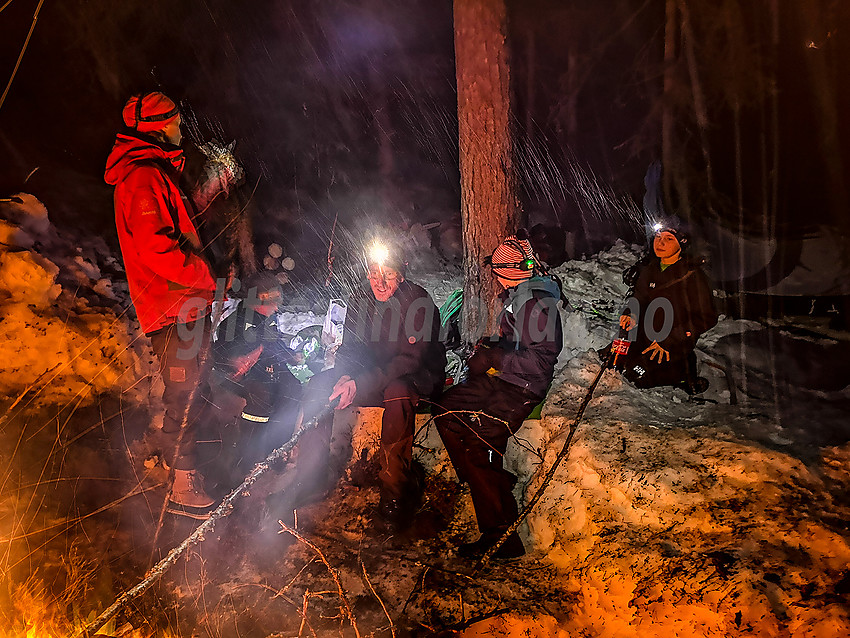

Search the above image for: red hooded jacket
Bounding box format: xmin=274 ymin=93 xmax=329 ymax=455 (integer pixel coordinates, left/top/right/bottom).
xmin=105 ymin=132 xmax=216 ymax=334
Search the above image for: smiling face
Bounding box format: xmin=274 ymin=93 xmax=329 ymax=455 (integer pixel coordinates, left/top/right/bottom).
xmin=653 ymin=230 xmax=682 ymax=264
xmin=368 ymin=264 xmax=402 ymax=301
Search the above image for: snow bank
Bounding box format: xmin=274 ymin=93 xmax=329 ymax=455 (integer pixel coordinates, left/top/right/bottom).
xmin=0 ymin=194 xmax=144 ymax=406
xmin=449 ymin=244 xmax=850 ymax=636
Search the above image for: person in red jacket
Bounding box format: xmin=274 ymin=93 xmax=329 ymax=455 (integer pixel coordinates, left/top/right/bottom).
xmin=105 ymin=92 xmax=218 ymax=519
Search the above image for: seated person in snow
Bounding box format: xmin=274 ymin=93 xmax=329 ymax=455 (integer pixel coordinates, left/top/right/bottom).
xmin=614 ymin=217 xmax=718 ymax=395
xmin=433 ymin=232 xmax=563 ymax=560
xmin=270 ymin=242 xmax=446 ymax=531
xmin=211 ymin=273 xmax=302 ymax=477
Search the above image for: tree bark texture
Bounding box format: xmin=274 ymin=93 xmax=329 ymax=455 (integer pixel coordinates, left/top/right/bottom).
xmin=677 ymin=0 xmax=714 ymax=212
xmin=796 ymin=1 xmax=849 ymax=234
xmin=454 ymin=0 xmax=518 ymax=342
xmin=662 ymin=0 xmax=690 ymax=217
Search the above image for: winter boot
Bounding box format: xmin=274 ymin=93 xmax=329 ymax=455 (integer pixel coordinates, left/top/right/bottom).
xmin=681 ymin=376 xmax=709 ymax=395
xmin=374 ymin=461 xmax=425 ymax=533
xmin=167 ymin=469 xmax=216 ymax=520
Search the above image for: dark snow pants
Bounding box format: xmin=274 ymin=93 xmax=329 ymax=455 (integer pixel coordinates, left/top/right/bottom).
xmin=295 ymin=369 xmax=421 ymax=500
xmin=433 ymin=374 xmax=541 ymax=536
xmin=148 ymin=318 xmax=212 ymax=470
xmin=222 ymin=360 xmax=303 ymax=470
xmin=620 ymin=347 xmax=697 ymax=390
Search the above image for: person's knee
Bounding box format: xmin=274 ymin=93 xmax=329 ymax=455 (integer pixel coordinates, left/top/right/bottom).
xmin=304 ymin=369 xmax=342 ymax=403
xmin=383 ymin=378 xmax=416 ymax=404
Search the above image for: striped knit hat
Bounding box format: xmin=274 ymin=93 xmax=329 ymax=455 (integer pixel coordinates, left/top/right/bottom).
xmin=122 ymin=92 xmax=180 ymax=133
xmin=490 ymin=232 xmax=535 ymax=282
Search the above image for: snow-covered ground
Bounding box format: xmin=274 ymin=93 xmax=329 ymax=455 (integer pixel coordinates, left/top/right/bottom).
xmin=1 ymin=195 xmax=849 ymax=637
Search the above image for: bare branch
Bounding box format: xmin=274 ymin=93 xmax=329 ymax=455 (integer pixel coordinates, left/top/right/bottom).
xmin=360 ymin=559 xmax=395 ymax=638
xmin=278 ymin=522 xmax=361 ymax=638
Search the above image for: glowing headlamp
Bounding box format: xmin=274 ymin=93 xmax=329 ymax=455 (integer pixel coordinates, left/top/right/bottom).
xmin=368 ymin=241 xmax=390 ymax=266
xmin=652 ymin=222 xmax=663 ymax=233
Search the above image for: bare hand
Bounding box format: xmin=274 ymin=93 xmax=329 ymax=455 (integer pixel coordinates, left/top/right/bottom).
xmin=619 ymin=315 xmax=635 ymax=331
xmin=225 ymin=265 xmax=236 ymax=292
xmin=330 ymin=375 xmax=357 ymax=410
xmin=642 ymin=341 xmax=670 ymax=363
xmin=231 ymin=345 xmax=263 ymax=379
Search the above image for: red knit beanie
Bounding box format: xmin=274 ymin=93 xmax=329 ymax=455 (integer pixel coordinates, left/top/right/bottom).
xmin=122 ymin=92 xmax=179 ymax=133
xmin=490 ymin=233 xmax=535 ymax=282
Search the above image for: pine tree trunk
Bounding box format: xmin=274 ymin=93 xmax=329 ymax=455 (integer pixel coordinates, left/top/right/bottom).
xmin=678 ymin=0 xmax=714 ymax=208
xmin=662 ymin=0 xmax=689 ymax=216
xmin=525 ymin=26 xmax=536 ymax=150
xmin=732 ymin=97 xmax=746 ymax=318
xmin=796 ymin=2 xmax=848 ymax=232
xmin=768 ymin=0 xmax=780 ymax=229
xmin=454 ymin=0 xmax=518 ymax=342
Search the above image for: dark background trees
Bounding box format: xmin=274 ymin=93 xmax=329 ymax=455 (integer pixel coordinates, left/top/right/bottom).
xmin=1 ymin=0 xmax=847 ymax=266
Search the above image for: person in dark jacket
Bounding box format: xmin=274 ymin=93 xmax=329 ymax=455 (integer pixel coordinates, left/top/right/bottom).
xmin=434 ymin=233 xmax=563 ymax=559
xmin=212 ymin=273 xmax=302 ymax=478
xmin=105 ymin=92 xmax=218 ymax=519
xmin=616 ymin=218 xmax=718 ymax=394
xmin=270 ymin=242 xmax=446 ymax=530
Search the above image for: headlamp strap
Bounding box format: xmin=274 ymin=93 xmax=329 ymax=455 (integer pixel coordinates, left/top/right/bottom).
xmin=133 ymin=93 xmax=179 ymax=130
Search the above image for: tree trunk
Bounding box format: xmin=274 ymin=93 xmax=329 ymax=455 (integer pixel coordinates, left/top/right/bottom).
xmin=454 ymin=0 xmax=518 ymax=342
xmin=768 ymin=0 xmax=780 ymax=230
xmin=678 ymin=0 xmax=714 ymax=210
xmin=525 ymin=26 xmax=536 ymax=150
xmin=796 ymin=2 xmax=848 ymax=233
xmin=662 ymin=0 xmax=689 ymax=217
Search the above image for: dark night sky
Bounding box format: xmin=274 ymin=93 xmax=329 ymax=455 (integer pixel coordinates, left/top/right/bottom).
xmin=2 ymin=0 xmax=848 ymax=252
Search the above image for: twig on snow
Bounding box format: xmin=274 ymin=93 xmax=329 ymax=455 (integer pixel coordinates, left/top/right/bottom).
xmin=474 ymin=355 xmax=613 ymax=571
xmin=298 ymin=589 xmax=313 ymax=638
xmin=278 ymin=521 xmax=361 ymax=638
xmin=401 ymin=565 xmax=429 ymax=616
xmin=360 ymin=559 xmax=395 ymax=638
xmin=0 ymin=364 xmax=60 ymax=428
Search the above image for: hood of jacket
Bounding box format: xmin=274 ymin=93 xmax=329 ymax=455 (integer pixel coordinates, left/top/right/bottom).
xmin=104 ymin=131 xmax=185 ymax=186
xmin=501 ymin=275 xmax=562 ymax=312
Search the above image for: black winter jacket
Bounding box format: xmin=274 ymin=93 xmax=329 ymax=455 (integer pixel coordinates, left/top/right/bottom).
xmin=626 ymin=256 xmax=718 ymax=359
xmin=335 ymin=280 xmax=446 ymax=398
xmin=482 ymin=276 xmax=563 ymax=398
xmin=213 ymin=303 xmax=296 ymax=376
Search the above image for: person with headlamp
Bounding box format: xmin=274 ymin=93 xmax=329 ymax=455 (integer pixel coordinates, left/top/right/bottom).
xmin=433 ymin=231 xmax=563 ymax=559
xmin=270 ymin=240 xmax=445 ymax=531
xmin=616 ymin=216 xmax=718 ymax=394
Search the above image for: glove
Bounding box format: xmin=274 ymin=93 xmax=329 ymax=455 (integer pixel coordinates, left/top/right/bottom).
xmin=642 ymin=341 xmax=670 ymax=363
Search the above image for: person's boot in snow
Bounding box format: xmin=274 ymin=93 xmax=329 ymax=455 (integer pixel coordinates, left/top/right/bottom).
xmin=375 ymin=461 xmax=424 ymax=533
xmin=682 ymin=376 xmax=709 ymax=395
xmin=375 ymin=495 xmax=417 ymax=532
xmin=167 ymin=469 xmax=216 ymax=519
